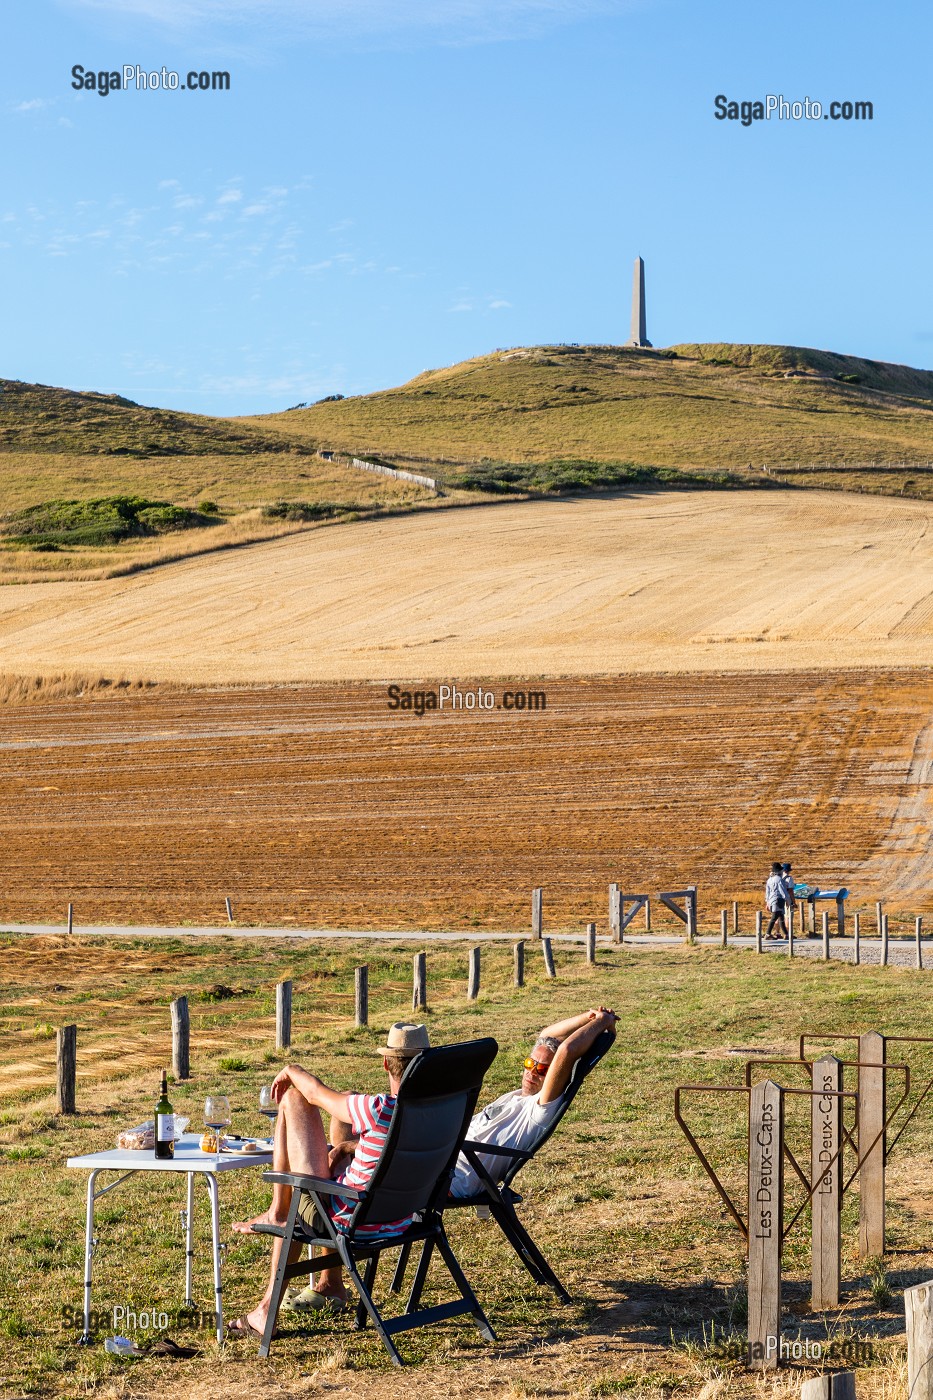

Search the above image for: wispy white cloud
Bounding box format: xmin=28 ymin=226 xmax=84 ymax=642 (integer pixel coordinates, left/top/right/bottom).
xmin=449 ymin=292 xmax=513 ymax=313
xmin=14 ymin=98 xmax=51 ymax=112
xmin=6 ymin=176 xmax=394 ymax=292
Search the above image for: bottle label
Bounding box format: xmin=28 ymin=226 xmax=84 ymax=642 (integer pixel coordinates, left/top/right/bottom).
xmin=156 ymin=1113 xmax=175 ymax=1143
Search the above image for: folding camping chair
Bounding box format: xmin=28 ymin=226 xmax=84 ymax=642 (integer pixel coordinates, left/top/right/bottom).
xmin=252 ymin=1036 xmax=498 ymax=1366
xmin=391 ymin=1027 xmax=615 ymax=1304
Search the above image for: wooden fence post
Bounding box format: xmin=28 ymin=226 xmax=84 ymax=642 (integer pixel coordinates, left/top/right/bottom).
xmin=822 ymin=910 xmax=830 ymax=960
xmin=542 ymin=937 xmax=556 ymax=979
xmin=881 ymin=913 xmax=889 ymax=966
xmin=171 ymin=996 xmax=190 ymax=1081
xmin=853 ymin=911 xmax=860 ymax=966
xmin=858 ymin=1029 xmax=886 ymax=1258
xmin=747 ymin=1079 xmax=784 ymax=1370
xmin=721 ymin=909 xmax=728 ymax=948
xmin=732 ymin=900 xmax=739 ymax=935
xmin=413 ymin=951 xmax=427 ymax=1011
xmin=685 ymin=900 xmax=696 ymax=946
xmin=756 ymin=910 xmax=763 ymax=953
xmin=468 ymin=946 xmax=481 ymax=1000
xmin=355 ymin=965 xmax=368 ymax=1028
xmin=906 ymin=1281 xmax=933 ymax=1400
xmin=585 ymin=922 xmax=596 ymax=964
xmin=609 ymin=883 xmax=620 ymax=941
xmin=876 ymin=900 xmax=883 ymax=939
xmin=225 ymin=896 xmax=233 ymax=924
xmin=917 ymin=916 xmax=924 ymax=971
xmin=67 ymin=902 xmax=73 ymax=938
xmin=801 ymin=1375 xmax=856 ymax=1400
xmin=811 ymin=1055 xmax=842 ymax=1308
xmin=807 ymin=896 xmax=816 ymax=936
xmin=276 ymin=980 xmax=292 ymax=1052
xmin=513 ymin=940 xmax=525 ymax=987
xmin=56 ymin=1024 xmax=77 ymax=1115
xmin=644 ymin=897 xmax=651 ymax=932
xmin=532 ymin=887 xmax=543 ymax=940
xmin=836 ymin=895 xmax=846 ymax=938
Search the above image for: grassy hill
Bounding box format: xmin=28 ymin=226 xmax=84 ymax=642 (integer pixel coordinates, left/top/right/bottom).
xmin=0 ymin=378 xmax=441 ymax=581
xmin=3 ymin=342 xmax=933 ymax=581
xmin=246 ymin=342 xmax=933 ymax=495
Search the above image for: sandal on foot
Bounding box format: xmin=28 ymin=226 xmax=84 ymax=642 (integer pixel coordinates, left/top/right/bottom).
xmin=226 ymin=1315 xmax=277 ymax=1340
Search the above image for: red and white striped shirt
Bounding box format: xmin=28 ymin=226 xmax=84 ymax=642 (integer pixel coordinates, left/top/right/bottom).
xmin=328 ymin=1093 xmax=412 ymax=1238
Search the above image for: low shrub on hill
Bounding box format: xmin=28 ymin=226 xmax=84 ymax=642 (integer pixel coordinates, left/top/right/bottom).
xmin=442 ymin=458 xmax=752 ymax=495
xmin=0 ymin=496 xmax=218 ymax=548
xmin=261 ymin=500 xmax=350 ymax=521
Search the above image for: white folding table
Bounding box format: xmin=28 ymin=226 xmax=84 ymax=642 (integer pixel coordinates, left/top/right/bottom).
xmin=66 ymin=1134 xmax=272 ymax=1343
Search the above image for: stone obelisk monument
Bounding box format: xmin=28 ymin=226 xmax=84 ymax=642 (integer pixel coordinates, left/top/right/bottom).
xmin=627 ymin=255 xmax=651 ymax=347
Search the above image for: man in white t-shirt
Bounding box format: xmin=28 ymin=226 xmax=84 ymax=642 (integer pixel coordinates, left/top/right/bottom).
xmin=449 ymin=1006 xmax=617 ymax=1198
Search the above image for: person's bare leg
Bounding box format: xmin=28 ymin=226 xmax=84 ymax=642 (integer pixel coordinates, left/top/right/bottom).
xmin=232 ymin=1086 xmax=328 ymax=1233
xmin=230 ymin=1087 xmax=346 ymax=1335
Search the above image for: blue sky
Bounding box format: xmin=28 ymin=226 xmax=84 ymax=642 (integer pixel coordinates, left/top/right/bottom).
xmin=2 ymin=0 xmax=931 ymax=415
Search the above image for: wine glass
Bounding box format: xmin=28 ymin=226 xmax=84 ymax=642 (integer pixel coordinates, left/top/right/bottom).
xmin=204 ymin=1095 xmax=231 ymax=1163
xmin=258 ymin=1085 xmax=278 ymax=1136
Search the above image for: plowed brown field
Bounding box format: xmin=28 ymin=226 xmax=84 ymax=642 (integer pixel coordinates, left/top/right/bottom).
xmin=1 ymin=669 xmax=930 ymax=929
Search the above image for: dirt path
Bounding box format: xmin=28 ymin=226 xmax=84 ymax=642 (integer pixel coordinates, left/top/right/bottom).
xmin=0 ymin=491 xmax=931 ymax=682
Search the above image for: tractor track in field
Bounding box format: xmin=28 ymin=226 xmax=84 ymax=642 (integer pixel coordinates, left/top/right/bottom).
xmin=0 ymin=670 xmax=930 ymax=929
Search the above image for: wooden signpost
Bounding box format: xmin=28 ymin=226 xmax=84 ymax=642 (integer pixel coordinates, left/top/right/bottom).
xmin=747 ymin=1079 xmax=784 ymax=1370
xmin=858 ymin=1030 xmax=886 ymax=1258
xmin=906 ymin=1280 xmax=933 ymax=1400
xmin=811 ymin=1055 xmax=842 ymax=1308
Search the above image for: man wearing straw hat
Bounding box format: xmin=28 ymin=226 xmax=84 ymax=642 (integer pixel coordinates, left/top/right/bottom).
xmin=229 ymin=1020 xmax=430 ymax=1336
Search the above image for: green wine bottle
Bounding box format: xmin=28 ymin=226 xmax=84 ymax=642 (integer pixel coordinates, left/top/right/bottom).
xmin=154 ymin=1069 xmax=175 ymax=1159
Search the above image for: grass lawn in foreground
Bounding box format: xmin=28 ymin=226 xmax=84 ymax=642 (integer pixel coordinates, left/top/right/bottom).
xmin=0 ymin=936 xmax=931 ymax=1399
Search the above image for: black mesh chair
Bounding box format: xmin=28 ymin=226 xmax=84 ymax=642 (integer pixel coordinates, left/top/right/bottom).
xmin=252 ymin=1037 xmax=498 ymax=1365
xmin=391 ymin=1028 xmax=615 ymax=1304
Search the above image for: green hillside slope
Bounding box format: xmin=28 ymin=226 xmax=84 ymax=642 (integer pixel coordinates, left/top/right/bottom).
xmin=246 ymin=343 xmax=933 ymax=494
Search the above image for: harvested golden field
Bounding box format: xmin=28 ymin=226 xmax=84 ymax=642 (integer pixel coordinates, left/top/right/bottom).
xmin=0 ymin=490 xmax=932 ymax=682
xmin=0 ymin=670 xmax=930 ymax=929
